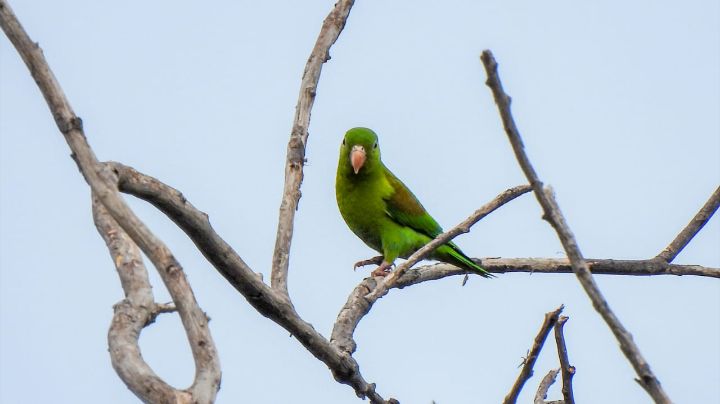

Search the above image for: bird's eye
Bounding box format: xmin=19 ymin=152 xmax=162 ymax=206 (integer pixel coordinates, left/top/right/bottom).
xmin=373 ymin=142 xmax=378 ymax=149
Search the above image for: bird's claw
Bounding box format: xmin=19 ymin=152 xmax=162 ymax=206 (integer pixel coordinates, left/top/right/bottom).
xmin=353 ymin=255 xmax=384 ymax=271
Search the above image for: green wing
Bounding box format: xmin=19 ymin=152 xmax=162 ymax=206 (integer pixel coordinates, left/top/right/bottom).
xmin=382 ymin=168 xmax=443 ymax=238
xmin=382 ymin=167 xmax=493 ymax=278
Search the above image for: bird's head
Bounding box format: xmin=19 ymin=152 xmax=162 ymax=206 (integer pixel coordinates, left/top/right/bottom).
xmin=341 ymin=127 xmax=381 ymax=175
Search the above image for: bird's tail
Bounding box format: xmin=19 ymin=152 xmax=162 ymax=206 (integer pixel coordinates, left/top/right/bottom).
xmin=443 ymin=243 xmax=495 ymax=278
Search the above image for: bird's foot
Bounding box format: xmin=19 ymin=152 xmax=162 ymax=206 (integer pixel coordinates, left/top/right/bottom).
xmin=370 ymin=261 xmax=393 ymax=277
xmin=353 ymin=255 xmax=384 ymax=271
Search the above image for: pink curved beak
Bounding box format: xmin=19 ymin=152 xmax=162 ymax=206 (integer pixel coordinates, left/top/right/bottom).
xmin=350 ymin=145 xmax=366 ymax=174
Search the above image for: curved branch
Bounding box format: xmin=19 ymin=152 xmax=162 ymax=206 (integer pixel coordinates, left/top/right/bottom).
xmin=2 ymin=0 xmax=378 ymax=396
xmin=107 ymin=162 xmax=396 ymax=403
xmin=93 ymin=198 xmax=190 ymax=403
xmin=656 ymin=185 xmax=720 ymax=263
xmin=271 ymin=0 xmax=356 ymax=298
xmin=481 ymin=49 xmax=672 ymax=403
xmin=1 ymin=2 xmax=221 ymax=401
xmin=103 ymin=163 xmax=719 ymax=366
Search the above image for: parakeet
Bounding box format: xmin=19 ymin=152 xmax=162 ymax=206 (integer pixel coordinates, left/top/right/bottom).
xmin=335 ymin=127 xmax=493 ymax=278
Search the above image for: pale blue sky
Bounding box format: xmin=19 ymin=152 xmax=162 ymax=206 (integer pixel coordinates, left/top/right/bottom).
xmin=1 ymin=1 xmax=718 ymax=403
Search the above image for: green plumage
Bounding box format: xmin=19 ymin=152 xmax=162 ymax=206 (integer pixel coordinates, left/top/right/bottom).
xmin=335 ymin=127 xmax=492 ymax=278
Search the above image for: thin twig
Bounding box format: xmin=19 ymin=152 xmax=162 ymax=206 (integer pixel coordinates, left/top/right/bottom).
xmin=656 ymin=185 xmax=720 ymax=262
xmin=0 ymin=3 xmax=221 ymax=402
xmin=481 ymin=49 xmax=672 ymax=404
xmin=534 ymin=369 xmax=560 ymax=404
xmin=554 ymin=316 xmax=575 ymax=404
xmin=364 ymin=185 xmax=532 ymax=302
xmin=271 ymin=0 xmax=356 ymax=298
xmin=504 ymin=306 xmax=564 ymax=404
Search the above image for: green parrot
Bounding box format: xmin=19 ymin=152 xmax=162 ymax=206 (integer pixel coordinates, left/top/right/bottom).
xmin=335 ymin=127 xmax=492 ymax=278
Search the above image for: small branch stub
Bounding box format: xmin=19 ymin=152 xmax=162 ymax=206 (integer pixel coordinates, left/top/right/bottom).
xmin=534 ymin=369 xmax=560 ymax=404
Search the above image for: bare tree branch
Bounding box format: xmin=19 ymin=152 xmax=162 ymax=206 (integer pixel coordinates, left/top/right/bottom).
xmin=5 ymin=0 xmax=715 ymax=401
xmin=271 ymin=0 xmax=356 ymax=298
xmin=106 ymin=162 xmax=396 ymax=403
xmin=111 ymin=156 xmax=707 ymax=404
xmin=656 ymin=186 xmax=720 ymax=263
xmin=2 ymin=0 xmax=388 ymax=396
xmin=554 ymin=316 xmax=575 ymax=404
xmin=534 ymin=369 xmax=560 ymax=404
xmin=504 ymin=306 xmax=564 ymax=404
xmin=401 ymin=258 xmax=719 ymax=283
xmin=332 ymin=255 xmax=718 ymax=354
xmin=332 ymin=185 xmax=533 ymax=353
xmin=0 ymin=3 xmax=222 ymax=402
xmin=329 ymin=203 xmax=717 ymax=357
xmin=93 ymin=198 xmax=186 ymax=403
xmin=481 ymin=49 xmax=672 ymax=404
xmin=364 ymin=185 xmax=533 ymax=301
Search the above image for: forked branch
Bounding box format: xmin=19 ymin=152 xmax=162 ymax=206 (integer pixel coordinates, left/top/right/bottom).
xmin=534 ymin=369 xmax=560 ymax=404
xmin=93 ymin=198 xmax=204 ymax=403
xmin=554 ymin=316 xmax=575 ymax=404
xmin=503 ymin=306 xmax=563 ymax=404
xmin=1 ymin=2 xmax=220 ymax=402
xmin=403 ymin=258 xmax=719 ymax=285
xmin=481 ymin=49 xmax=672 ymax=404
xmin=108 ymin=161 xmax=396 ymax=403
xmin=332 ymin=185 xmax=533 ymax=353
xmin=4 ymin=0 xmax=717 ymax=402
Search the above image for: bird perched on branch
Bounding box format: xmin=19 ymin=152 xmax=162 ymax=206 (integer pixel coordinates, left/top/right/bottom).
xmin=335 ymin=127 xmax=492 ymax=278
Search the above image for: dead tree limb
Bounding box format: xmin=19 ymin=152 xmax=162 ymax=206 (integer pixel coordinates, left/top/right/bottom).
xmin=364 ymin=185 xmax=532 ymax=301
xmin=93 ymin=198 xmax=192 ymax=403
xmin=0 ymin=2 xmax=221 ymax=402
xmin=534 ymin=369 xmax=560 ymax=404
xmin=106 ymin=162 xmax=396 ymax=403
xmin=1 ymin=0 xmax=398 ymax=401
xmin=4 ymin=0 xmax=716 ymax=401
xmin=504 ymin=306 xmax=564 ymax=404
xmin=481 ymin=49 xmax=673 ymax=404
xmin=401 ymin=258 xmax=719 ymax=283
xmin=271 ymin=0 xmax=356 ymax=298
xmin=94 ymin=163 xmax=717 ymax=366
xmin=554 ymin=316 xmax=575 ymax=404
